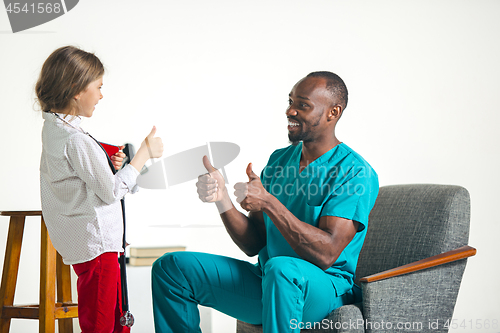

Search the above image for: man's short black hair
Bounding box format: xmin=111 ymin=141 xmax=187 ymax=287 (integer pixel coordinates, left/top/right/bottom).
xmin=306 ymin=71 xmax=348 ymax=111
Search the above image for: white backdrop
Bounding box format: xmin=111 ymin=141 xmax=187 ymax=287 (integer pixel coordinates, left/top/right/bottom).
xmin=0 ymin=1 xmax=499 ymax=332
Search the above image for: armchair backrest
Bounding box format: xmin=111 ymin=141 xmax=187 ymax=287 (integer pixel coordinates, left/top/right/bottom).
xmin=355 ymin=184 xmax=470 ymax=284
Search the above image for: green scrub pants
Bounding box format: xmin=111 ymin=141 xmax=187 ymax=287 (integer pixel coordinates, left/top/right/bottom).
xmin=151 ymin=251 xmax=356 ymax=333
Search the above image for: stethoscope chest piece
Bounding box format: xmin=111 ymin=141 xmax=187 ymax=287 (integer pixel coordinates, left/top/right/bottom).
xmin=120 ymin=310 xmax=135 ymax=327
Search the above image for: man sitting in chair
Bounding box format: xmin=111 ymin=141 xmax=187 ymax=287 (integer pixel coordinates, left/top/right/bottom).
xmin=151 ymin=71 xmax=379 ymax=332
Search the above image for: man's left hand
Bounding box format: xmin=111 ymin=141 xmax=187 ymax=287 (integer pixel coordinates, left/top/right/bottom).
xmin=234 ymin=163 xmax=270 ymax=212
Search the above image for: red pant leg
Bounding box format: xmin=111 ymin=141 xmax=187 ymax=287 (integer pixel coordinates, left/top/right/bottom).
xmin=73 ymin=252 xmax=130 ymax=333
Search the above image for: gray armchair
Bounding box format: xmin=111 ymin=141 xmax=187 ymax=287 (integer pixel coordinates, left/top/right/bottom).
xmin=237 ymin=184 xmax=476 ymax=333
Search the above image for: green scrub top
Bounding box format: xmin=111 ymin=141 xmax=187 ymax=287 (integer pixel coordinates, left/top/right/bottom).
xmin=258 ymin=142 xmax=379 ymax=296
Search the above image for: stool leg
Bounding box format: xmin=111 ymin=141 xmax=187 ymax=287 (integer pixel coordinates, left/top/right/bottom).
xmin=40 ymin=219 xmax=56 ymax=333
xmin=56 ymin=253 xmax=74 ymax=333
xmin=0 ymin=216 xmax=26 ymax=333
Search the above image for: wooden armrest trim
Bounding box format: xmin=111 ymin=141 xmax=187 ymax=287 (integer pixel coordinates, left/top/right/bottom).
xmin=359 ymin=245 xmax=476 ymax=283
xmin=0 ymin=211 xmax=42 ymax=217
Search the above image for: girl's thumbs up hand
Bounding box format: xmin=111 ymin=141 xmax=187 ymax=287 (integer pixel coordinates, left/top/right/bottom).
xmin=141 ymin=126 xmax=163 ymax=159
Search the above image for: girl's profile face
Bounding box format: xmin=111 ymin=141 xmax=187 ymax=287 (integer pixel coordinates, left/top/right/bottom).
xmin=75 ymin=77 xmax=103 ymax=118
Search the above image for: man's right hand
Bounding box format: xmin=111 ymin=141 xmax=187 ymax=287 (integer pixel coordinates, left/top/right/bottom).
xmin=196 ymin=156 xmax=227 ymax=203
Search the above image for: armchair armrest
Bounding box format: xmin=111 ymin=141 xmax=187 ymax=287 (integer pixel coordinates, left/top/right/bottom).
xmin=359 ymin=245 xmax=476 ymax=283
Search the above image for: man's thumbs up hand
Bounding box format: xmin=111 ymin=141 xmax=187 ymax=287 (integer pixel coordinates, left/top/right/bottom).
xmin=197 ymin=156 xmax=226 ymax=203
xmin=235 ymin=163 xmax=269 ymax=212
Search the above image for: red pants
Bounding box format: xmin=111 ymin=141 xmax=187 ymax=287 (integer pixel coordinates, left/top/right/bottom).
xmin=73 ymin=252 xmax=130 ymax=333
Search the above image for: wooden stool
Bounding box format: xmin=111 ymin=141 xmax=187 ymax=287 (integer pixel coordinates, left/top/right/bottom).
xmin=0 ymin=211 xmax=78 ymax=333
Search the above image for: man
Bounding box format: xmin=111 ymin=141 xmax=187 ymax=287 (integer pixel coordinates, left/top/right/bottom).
xmin=151 ymin=71 xmax=379 ymax=332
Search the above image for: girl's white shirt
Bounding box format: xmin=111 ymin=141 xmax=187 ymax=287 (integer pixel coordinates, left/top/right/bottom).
xmin=40 ymin=112 xmax=140 ymax=265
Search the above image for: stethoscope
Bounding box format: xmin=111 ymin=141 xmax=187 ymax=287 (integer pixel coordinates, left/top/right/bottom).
xmin=48 ymin=111 xmax=135 ymax=327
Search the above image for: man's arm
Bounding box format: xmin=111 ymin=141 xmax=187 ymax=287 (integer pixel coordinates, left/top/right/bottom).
xmin=219 ymin=205 xmax=267 ymax=257
xmin=263 ymin=196 xmax=358 ymax=270
xmin=235 ymin=163 xmax=359 ymax=270
xmin=196 ymin=156 xmax=266 ymax=256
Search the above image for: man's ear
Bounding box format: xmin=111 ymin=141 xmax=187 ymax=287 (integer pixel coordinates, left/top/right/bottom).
xmin=328 ymin=105 xmax=343 ymax=120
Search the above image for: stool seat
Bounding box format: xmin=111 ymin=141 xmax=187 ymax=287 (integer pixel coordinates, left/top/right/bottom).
xmin=0 ymin=211 xmax=78 ymax=333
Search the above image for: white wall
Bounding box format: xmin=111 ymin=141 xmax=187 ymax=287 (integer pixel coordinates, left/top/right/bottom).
xmin=1 ymin=1 xmax=499 ymax=332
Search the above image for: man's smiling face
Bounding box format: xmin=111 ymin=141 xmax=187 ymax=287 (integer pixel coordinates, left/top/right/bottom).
xmin=286 ymin=76 xmax=333 ymax=146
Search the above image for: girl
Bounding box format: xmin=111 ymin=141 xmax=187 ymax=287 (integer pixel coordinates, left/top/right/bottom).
xmin=37 ymin=45 xmax=163 ymax=332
